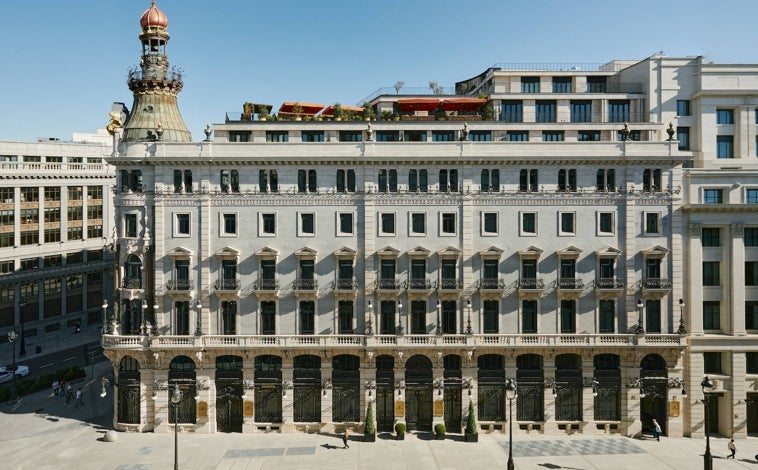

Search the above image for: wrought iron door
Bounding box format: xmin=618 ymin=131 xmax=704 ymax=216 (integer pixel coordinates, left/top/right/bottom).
xmin=117 ymin=377 xmax=140 ymax=424
xmin=216 ymin=385 xmax=243 ymax=433
xmin=444 ymin=383 xmax=462 ymax=433
xmin=554 ymin=379 xmax=582 ymax=421
xmin=294 ymin=385 xmax=321 ymax=422
xmin=747 ymin=394 xmax=758 ymax=435
xmin=333 ymin=385 xmax=359 ymax=423
xmin=406 ymin=385 xmax=433 ymax=431
xmin=516 ymin=382 xmax=543 ymax=422
xmin=254 ymin=384 xmax=282 ymax=423
xmin=640 ymin=379 xmax=667 ymax=434
xmin=376 ymin=386 xmax=394 ymax=432
xmin=478 ymin=384 xmax=505 ymax=421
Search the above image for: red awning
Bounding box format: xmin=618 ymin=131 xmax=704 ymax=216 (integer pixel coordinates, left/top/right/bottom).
xmin=319 ymin=105 xmax=364 ymax=118
xmin=278 ymin=102 xmax=325 ymax=116
xmin=397 ymin=98 xmax=442 ymax=112
xmin=441 ymin=98 xmax=487 ymax=112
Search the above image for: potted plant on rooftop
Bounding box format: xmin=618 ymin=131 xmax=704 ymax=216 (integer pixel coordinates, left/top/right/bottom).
xmin=242 ymin=102 xmax=254 ymax=121
xmin=364 ymin=401 xmax=376 ymax=442
xmin=292 ymin=102 xmax=303 ymax=121
xmin=395 ymin=422 xmax=406 ymax=440
xmin=256 ymin=104 xmax=270 ymax=121
xmin=333 ymin=103 xmax=344 ymax=121
xmin=464 ymin=400 xmax=478 ymax=442
xmin=362 ymin=102 xmax=377 ymax=121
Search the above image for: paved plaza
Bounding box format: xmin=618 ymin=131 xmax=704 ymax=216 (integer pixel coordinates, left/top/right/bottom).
xmin=0 ymin=362 xmax=756 ymax=470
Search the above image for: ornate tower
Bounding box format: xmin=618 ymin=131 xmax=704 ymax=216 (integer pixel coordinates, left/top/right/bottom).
xmin=122 ymin=1 xmax=191 ymax=142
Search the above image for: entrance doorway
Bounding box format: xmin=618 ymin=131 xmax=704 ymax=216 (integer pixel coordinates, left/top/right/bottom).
xmin=216 ymin=355 xmax=243 ymax=433
xmin=640 ymin=354 xmax=668 ymax=435
xmin=375 ymin=355 xmax=395 ymax=432
xmin=405 ymin=355 xmax=433 ymax=431
xmin=443 ymin=354 xmax=462 ymax=433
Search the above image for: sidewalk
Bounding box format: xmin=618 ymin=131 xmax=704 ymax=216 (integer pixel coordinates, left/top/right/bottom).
xmin=0 ymin=323 xmax=102 ymax=367
xmin=2 ymin=370 xmax=758 ymax=470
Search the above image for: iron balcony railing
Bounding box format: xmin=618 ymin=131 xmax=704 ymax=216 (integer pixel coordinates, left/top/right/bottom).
xmin=214 ymin=279 xmax=241 ymax=291
xmin=121 ymin=278 xmax=142 ymax=289
xmin=479 ymin=278 xmax=505 ymax=290
xmin=438 ymin=279 xmax=463 ymax=290
xmin=377 ymin=279 xmax=401 ymax=290
xmin=332 ymin=278 xmax=358 ymax=290
xmin=166 ymin=279 xmax=192 ymax=291
xmin=407 ymin=279 xmax=432 ymax=290
xmin=518 ymin=279 xmax=545 ymax=290
xmin=558 ymin=279 xmax=584 ymax=290
xmin=596 ymin=278 xmax=625 ymax=289
xmin=293 ymin=278 xmax=318 ymax=291
xmin=643 ymin=278 xmax=672 ymax=289
xmin=255 ymin=279 xmax=279 ymax=291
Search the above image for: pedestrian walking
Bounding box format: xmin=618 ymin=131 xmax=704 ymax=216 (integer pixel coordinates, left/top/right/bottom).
xmin=652 ymin=419 xmax=662 ymax=441
xmin=65 ymin=384 xmax=73 ymax=405
xmin=75 ymin=388 xmax=84 ymax=407
xmin=52 ymin=380 xmax=59 ymax=397
xmin=727 ymin=438 xmax=736 ymax=459
xmin=342 ymin=428 xmax=350 ymax=449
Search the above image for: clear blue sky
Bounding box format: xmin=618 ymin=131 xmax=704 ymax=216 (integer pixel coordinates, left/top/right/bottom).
xmin=1 ymin=0 xmax=757 ymax=142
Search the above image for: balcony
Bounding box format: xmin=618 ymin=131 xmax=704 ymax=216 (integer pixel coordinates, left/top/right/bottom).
xmin=166 ymin=279 xmax=192 ymax=291
xmin=121 ymin=278 xmax=143 ymax=290
xmin=254 ymin=278 xmax=280 ymax=300
xmin=557 ymin=278 xmax=584 ymax=299
xmin=595 ymin=278 xmax=625 ymax=299
xmin=478 ymin=278 xmax=505 ymax=299
xmin=518 ymin=278 xmax=545 ymax=300
xmin=642 ymin=278 xmax=672 ymax=299
xmin=407 ymin=279 xmax=432 ymax=296
xmin=213 ymin=278 xmax=241 ymax=298
xmin=332 ymin=278 xmax=358 ymax=300
xmin=376 ymin=278 xmax=401 ymax=292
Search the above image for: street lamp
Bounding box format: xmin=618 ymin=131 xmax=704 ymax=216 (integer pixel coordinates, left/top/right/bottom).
xmin=141 ymin=300 xmax=148 ymax=336
xmin=7 ymin=331 xmax=17 ymax=402
xmin=678 ymin=298 xmax=687 ymax=334
xmin=435 ymin=300 xmax=441 ymax=335
xmin=99 ymin=377 xmax=111 ymax=398
xmin=465 ymin=299 xmax=473 ymax=335
xmin=18 ymin=298 xmax=26 ymax=356
xmin=170 ymin=385 xmax=183 ymax=470
xmin=635 ymin=299 xmax=645 ymax=335
xmin=396 ymin=300 xmax=403 ymax=335
xmin=505 ymin=378 xmax=517 ymax=470
xmin=101 ymin=299 xmax=109 ymax=335
xmin=701 ymin=376 xmax=714 ymax=470
xmin=365 ymin=300 xmax=373 ymax=335
xmin=194 ymin=299 xmax=202 ymax=336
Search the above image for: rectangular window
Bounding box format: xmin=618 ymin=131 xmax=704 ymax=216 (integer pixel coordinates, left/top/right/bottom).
xmin=703 ymin=301 xmax=721 ymax=330
xmin=747 ymin=189 xmax=758 ymax=204
xmin=645 ymin=299 xmax=661 ymax=333
xmin=0 ymin=260 xmax=13 ymax=274
xmin=608 ymin=100 xmax=630 ymax=122
xmin=221 ymin=213 xmax=237 ymax=236
xmin=560 ymin=300 xmax=576 ymax=333
xmin=299 ymin=213 xmax=315 ymax=236
xmin=67 ymin=206 xmax=82 ymax=221
xmin=219 ymin=169 xmax=240 ymax=193
xmin=701 ymin=227 xmax=720 ymax=247
xmin=746 ymin=302 xmax=758 ymax=330
xmin=519 ymin=169 xmax=538 ymax=191
xmin=337 ymin=213 xmax=353 ymax=236
xmin=596 ymin=169 xmax=616 ymax=191
xmin=704 ymin=189 xmax=723 ymax=204
xmin=124 ymin=214 xmax=138 ymax=237
xmin=260 ymin=213 xmax=276 ymax=236
xmin=745 ymin=228 xmax=758 ymax=246
xmin=645 ymin=213 xmax=660 ymax=234
xmin=716 ymin=109 xmax=734 ymax=124
xmin=542 ymin=131 xmax=564 ymax=142
xmin=408 ymin=169 xmax=428 ymax=193
xmin=507 ymin=131 xmax=529 ymax=141
xmin=379 ymin=212 xmax=395 ymax=236
xmin=87 ymin=224 xmax=103 ymax=238
xmin=552 ymin=77 xmax=572 ymax=93
xmin=521 ymin=212 xmax=537 ymax=236
xmin=535 ymin=101 xmax=556 ymax=123
xmin=378 ymin=169 xmax=398 ymax=193
xmin=336 ymin=169 xmax=356 ymax=193
xmin=44 ymin=186 xmax=60 ymax=201
xmin=480 ymin=169 xmax=500 ymax=192
xmin=261 ymin=301 xmax=276 ymax=335
xmin=228 ymin=131 xmax=250 ymax=142
xmin=403 ymin=131 xmax=427 ymax=142
xmin=432 ymin=131 xmax=455 ymax=141
xmin=44 ymin=228 xmax=60 ymax=243
xmin=570 ymin=101 xmax=591 ymax=123
xmin=677 ymin=100 xmax=691 ymax=116
xmin=301 ymin=131 xmax=324 ymax=142
xmin=298 ymin=169 xmax=317 ymax=193
xmin=376 ymin=131 xmax=399 ymax=142
xmin=339 ymin=131 xmax=362 ymax=142
xmin=440 ymin=213 xmax=456 ymax=235
xmin=599 ymin=257 xmax=615 ymax=280
xmin=521 ymin=77 xmax=539 ymax=93
xmin=265 ymin=131 xmax=289 ymax=142
xmin=20 ymin=230 xmax=38 ymax=245
xmin=703 ymin=352 xmax=722 ymax=374
xmin=259 ymin=170 xmax=278 ymax=193
xmin=483 ymin=300 xmax=499 ymax=333
xmin=175 ymin=213 xmax=190 ymax=236
xmin=717 ymin=135 xmax=734 ymax=158
xmin=67 ymin=227 xmax=82 ymax=241
xmin=577 ymin=130 xmax=600 ymax=141
xmin=299 ymin=301 xmax=315 ymax=335
xmin=559 ymin=212 xmax=575 ymax=235
xmin=438 ymin=169 xmax=458 ymax=192
xmin=522 ymin=300 xmax=537 ymax=333
xmin=598 ymin=212 xmax=614 ymax=235
xmin=677 ymin=127 xmax=690 ymax=150
xmin=470 ymin=131 xmax=491 ymax=141
xmin=558 ymin=169 xmax=577 ymax=191
xmin=599 ymin=300 xmax=615 ymax=333
xmin=338 ymin=301 xmax=354 ymax=334
xmin=643 ymin=169 xmax=662 ymax=192
xmin=586 ymin=77 xmax=606 ymax=93
xmin=746 ymin=261 xmax=758 ymax=286
xmin=482 ymin=212 xmax=498 ymax=236
xmin=44 ymin=207 xmax=60 ymax=223
xmin=501 ymin=101 xmax=523 ymax=123
xmin=21 ymin=187 xmax=39 ymax=202
xmin=702 ymin=261 xmax=720 ymax=286
xmin=410 ymin=212 xmax=426 ymax=236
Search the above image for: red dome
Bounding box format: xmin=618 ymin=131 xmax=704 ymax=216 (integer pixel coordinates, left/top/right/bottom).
xmin=140 ymin=1 xmax=168 ymax=29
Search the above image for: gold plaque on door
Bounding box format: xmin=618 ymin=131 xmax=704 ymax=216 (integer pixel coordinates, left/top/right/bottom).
xmin=433 ymin=400 xmax=444 ymax=416
xmin=395 ymin=401 xmax=405 ymax=416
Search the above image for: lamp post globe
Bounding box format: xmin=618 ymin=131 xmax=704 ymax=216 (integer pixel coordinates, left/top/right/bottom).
xmin=171 ymin=386 xmax=183 ymax=470
xmin=701 ymin=376 xmax=714 ymax=470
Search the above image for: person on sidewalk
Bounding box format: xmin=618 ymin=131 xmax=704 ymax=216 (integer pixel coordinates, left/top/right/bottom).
xmin=652 ymin=419 xmax=662 ymax=441
xmin=52 ymin=380 xmax=59 ymax=397
xmin=727 ymin=439 xmax=736 ymax=459
xmin=75 ymin=388 xmax=84 ymax=407
xmin=65 ymin=384 xmax=73 ymax=405
xmin=342 ymin=428 xmax=350 ymax=449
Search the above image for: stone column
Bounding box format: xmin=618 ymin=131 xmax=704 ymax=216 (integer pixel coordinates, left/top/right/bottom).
xmin=543 ymin=360 xmax=557 ymax=435
xmin=581 ymin=357 xmax=595 ymax=435
xmin=688 ymin=224 xmax=704 ymax=333
xmin=321 ymin=361 xmax=333 ymax=432
xmin=281 ymin=363 xmax=294 ymax=432
xmin=731 ymin=224 xmax=746 ymax=334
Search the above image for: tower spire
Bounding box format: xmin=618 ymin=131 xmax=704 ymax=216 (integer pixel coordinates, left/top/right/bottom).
xmin=122 ymin=1 xmax=191 ymax=142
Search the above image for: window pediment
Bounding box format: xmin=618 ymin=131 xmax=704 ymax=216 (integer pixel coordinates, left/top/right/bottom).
xmin=255 ymin=246 xmax=279 ymax=259
xmin=295 ymin=246 xmax=318 ymax=260
xmin=479 ymin=246 xmax=504 ymax=259
xmin=437 ymin=246 xmax=461 ymax=259
xmin=556 ymin=245 xmax=582 ymax=259
xmin=334 ymin=247 xmax=357 ymax=259
xmin=596 ymin=246 xmax=622 ymax=259
xmin=408 ymin=246 xmax=431 ymax=258
xmin=377 ymin=246 xmax=401 ymax=258
xmin=214 ymin=246 xmax=240 ymax=259
xmin=642 ymin=245 xmax=669 ymax=259
xmin=167 ymin=246 xmax=192 ymax=258
xmin=518 ymin=245 xmax=543 ymax=260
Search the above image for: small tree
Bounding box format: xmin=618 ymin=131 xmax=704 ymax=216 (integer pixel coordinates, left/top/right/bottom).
xmin=362 ymin=102 xmax=376 ymax=121
xmin=365 ymin=401 xmax=376 ymax=435
xmin=394 ymin=81 xmax=405 ymax=94
xmin=465 ymin=400 xmax=478 ymax=434
xmin=333 ymin=103 xmax=344 ymax=120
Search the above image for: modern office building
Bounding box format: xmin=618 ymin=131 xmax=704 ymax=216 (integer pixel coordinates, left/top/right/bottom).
xmin=0 ymin=131 xmax=115 ymax=356
xmin=102 ymin=2 xmax=758 ymax=440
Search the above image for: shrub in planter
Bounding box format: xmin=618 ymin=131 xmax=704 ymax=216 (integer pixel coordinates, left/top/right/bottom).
xmin=434 ymin=423 xmax=446 ymax=440
xmin=364 ymin=402 xmax=376 ymax=442
xmin=465 ymin=400 xmax=479 ymax=442
xmin=395 ymin=422 xmax=406 ymax=440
